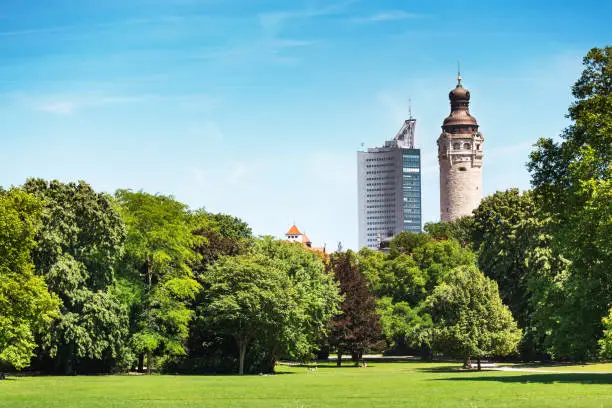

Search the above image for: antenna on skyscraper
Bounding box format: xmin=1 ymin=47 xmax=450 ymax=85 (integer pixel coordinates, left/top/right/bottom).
xmin=408 ymin=98 xmax=413 ymax=120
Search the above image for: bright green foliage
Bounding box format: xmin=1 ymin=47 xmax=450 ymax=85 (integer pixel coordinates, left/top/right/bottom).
xmin=470 ymin=189 xmax=570 ymax=359
xmin=200 ymin=253 xmax=294 ymax=375
xmin=356 ymin=247 xmax=385 ymax=290
xmin=357 ymin=235 xmax=475 ymax=357
xmin=200 ymin=239 xmax=340 ymax=374
xmin=528 ymin=46 xmax=612 ymax=360
xmin=376 ymin=297 xmax=432 ymax=353
xmin=388 ymin=232 xmax=433 ymax=259
xmin=116 ymin=190 xmax=199 ymax=288
xmin=377 ymin=255 xmax=427 ymax=304
xmin=599 ymin=309 xmax=612 ymax=359
xmin=0 ymin=190 xmax=60 ymax=372
xmin=253 ymin=238 xmax=341 ymax=361
xmin=424 ymin=216 xmax=475 ymax=248
xmin=471 ymin=189 xmax=537 ymax=324
xmin=411 ymin=238 xmax=476 ymax=290
xmin=362 ymin=235 xmax=474 ymax=301
xmin=22 ymin=179 xmax=127 ymax=373
xmin=426 ymin=265 xmax=522 ymax=368
xmin=115 ymin=190 xmax=201 ymax=371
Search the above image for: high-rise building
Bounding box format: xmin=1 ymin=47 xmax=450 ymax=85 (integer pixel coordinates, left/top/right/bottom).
xmin=357 ymin=118 xmax=422 ymax=250
xmin=437 ymin=74 xmax=484 ymax=221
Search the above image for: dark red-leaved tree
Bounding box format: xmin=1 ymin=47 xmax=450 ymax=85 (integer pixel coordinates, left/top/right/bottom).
xmin=327 ymin=251 xmax=381 ymax=366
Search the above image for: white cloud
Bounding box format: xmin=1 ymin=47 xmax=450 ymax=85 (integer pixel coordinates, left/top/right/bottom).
xmin=38 ymin=101 xmax=76 ymax=115
xmin=352 ymin=11 xmax=422 ymax=23
xmin=18 ymin=92 xmax=216 ymax=115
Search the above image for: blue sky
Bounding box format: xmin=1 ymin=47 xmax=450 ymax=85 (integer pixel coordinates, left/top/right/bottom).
xmin=1 ymin=0 xmax=610 ymax=250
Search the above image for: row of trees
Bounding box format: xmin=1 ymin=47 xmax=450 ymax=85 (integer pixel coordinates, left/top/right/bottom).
xmin=0 ymin=178 xmax=522 ymax=375
xmin=0 ymin=182 xmax=343 ymax=376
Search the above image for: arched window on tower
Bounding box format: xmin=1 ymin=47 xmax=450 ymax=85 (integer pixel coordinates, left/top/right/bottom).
xmin=453 ymin=143 xmax=460 ymax=150
xmin=464 ymin=143 xmax=471 ymax=150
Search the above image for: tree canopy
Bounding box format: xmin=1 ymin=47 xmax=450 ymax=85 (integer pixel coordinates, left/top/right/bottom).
xmin=426 ymin=265 xmax=522 ymax=369
xmin=22 ymin=179 xmax=128 ymax=374
xmin=528 ymin=46 xmax=612 ymax=359
xmin=0 ymin=190 xmax=60 ymax=376
xmin=116 ymin=190 xmax=201 ymax=373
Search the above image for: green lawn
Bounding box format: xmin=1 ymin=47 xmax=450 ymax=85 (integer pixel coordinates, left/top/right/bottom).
xmin=1 ymin=361 xmax=611 ymax=408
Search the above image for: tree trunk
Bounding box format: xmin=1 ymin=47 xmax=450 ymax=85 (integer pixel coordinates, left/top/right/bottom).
xmin=146 ymin=350 xmax=153 ymax=375
xmin=420 ymin=342 xmax=432 ymax=361
xmin=238 ymin=340 xmax=248 ymax=375
xmin=147 ymin=261 xmax=153 ymax=289
xmin=477 ymin=357 xmax=481 ymax=371
xmin=138 ymin=353 xmax=144 ymax=373
xmin=0 ymin=371 xmax=5 ymax=380
xmin=337 ymin=352 xmax=342 ymax=367
xmin=65 ymin=342 xmax=75 ymax=375
xmin=463 ymin=356 xmax=472 ymax=369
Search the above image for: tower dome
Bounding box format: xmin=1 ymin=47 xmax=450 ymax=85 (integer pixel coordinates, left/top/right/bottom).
xmin=442 ymin=76 xmax=478 ymax=129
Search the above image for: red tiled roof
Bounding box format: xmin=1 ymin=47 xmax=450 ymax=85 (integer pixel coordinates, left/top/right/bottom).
xmin=286 ymin=224 xmax=302 ymax=235
xmin=302 ymin=234 xmax=312 ymax=243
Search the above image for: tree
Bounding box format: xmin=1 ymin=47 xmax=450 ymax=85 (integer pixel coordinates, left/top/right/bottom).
xmin=527 ymin=46 xmax=612 ymax=359
xmin=22 ymin=179 xmax=128 ymax=374
xmin=197 ymin=239 xmax=340 ymax=375
xmin=116 ymin=190 xmax=201 ymax=373
xmin=0 ymin=190 xmax=60 ymax=378
xmin=426 ymin=265 xmax=521 ymax=369
xmin=199 ymin=254 xmax=293 ymax=375
xmin=327 ymin=251 xmax=381 ymax=366
xmin=470 ymin=189 xmax=568 ymax=359
xmin=253 ymin=238 xmax=341 ymax=365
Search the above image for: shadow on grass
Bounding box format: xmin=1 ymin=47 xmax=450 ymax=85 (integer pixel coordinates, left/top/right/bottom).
xmin=289 ymin=364 xmax=373 ymax=370
xmin=416 ymin=365 xmax=464 ymax=373
xmin=435 ymin=373 xmax=612 ymax=385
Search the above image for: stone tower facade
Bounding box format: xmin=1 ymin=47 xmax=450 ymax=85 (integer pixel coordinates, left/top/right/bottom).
xmin=437 ymin=75 xmax=484 ymax=221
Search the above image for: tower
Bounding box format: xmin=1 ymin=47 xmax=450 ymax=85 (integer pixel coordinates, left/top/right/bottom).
xmin=358 ymin=114 xmax=422 ymax=250
xmin=437 ymin=73 xmax=484 ymax=221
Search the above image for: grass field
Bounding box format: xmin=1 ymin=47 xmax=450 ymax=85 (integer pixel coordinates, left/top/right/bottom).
xmin=1 ymin=361 xmax=611 ymax=408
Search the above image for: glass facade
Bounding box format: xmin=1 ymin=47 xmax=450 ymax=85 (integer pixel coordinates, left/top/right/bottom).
xmin=401 ymin=149 xmax=421 ymax=233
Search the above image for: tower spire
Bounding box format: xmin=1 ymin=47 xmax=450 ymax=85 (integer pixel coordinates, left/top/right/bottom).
xmin=457 ymin=60 xmax=462 ymax=85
